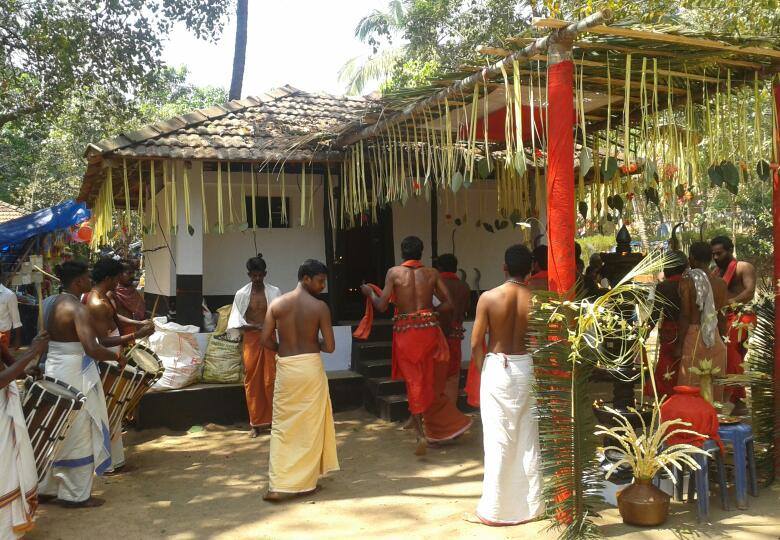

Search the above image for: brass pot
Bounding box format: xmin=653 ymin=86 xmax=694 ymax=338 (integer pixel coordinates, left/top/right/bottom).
xmin=616 ymin=478 xmax=670 ymax=526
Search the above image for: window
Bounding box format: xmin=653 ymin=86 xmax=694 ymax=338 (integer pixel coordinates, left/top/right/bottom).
xmin=245 ymin=196 xmax=290 ymax=228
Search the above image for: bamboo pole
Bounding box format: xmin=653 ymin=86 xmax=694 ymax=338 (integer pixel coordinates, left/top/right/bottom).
xmin=336 ymin=10 xmax=612 ymax=147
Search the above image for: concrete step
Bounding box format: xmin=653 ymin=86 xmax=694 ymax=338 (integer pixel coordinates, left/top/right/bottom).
xmin=377 ymin=394 xmax=411 ymax=422
xmin=365 ymin=376 xmax=406 ymax=397
xmin=132 ymin=370 xmax=364 ymax=431
xmin=357 ymin=359 xmax=392 ymax=378
xmin=352 ymin=340 xmax=392 ymax=362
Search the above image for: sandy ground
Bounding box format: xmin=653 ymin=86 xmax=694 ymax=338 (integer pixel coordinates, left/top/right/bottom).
xmin=27 ymin=409 xmax=780 ymax=540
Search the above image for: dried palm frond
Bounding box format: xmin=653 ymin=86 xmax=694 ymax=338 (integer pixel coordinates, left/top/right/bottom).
xmin=744 ymin=288 xmax=775 ymax=484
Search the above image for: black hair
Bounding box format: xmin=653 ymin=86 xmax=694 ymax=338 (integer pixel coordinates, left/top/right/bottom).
xmin=91 ymin=257 xmax=123 ymax=283
xmin=298 ymin=259 xmax=328 ymax=281
xmin=505 ymin=244 xmax=533 ymax=278
xmin=401 ymin=236 xmax=423 ymax=261
xmin=690 ymin=242 xmax=713 ymax=264
xmin=436 ymin=253 xmax=458 ymax=273
xmin=532 ymin=244 xmax=548 ymax=270
xmin=710 ymin=235 xmax=734 ymax=252
xmin=55 ymin=260 xmax=89 ymax=287
xmin=120 ymin=259 xmax=135 ymax=272
xmin=246 ymin=253 xmax=267 ymax=273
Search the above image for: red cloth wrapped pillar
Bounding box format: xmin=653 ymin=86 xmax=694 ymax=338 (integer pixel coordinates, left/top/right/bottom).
xmin=772 ymin=82 xmax=780 ymax=478
xmin=546 ymin=60 xmax=576 ymax=295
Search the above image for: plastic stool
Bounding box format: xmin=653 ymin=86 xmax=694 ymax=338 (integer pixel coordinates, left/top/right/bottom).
xmin=673 ymin=439 xmax=728 ymax=522
xmin=718 ymin=423 xmax=758 ymax=509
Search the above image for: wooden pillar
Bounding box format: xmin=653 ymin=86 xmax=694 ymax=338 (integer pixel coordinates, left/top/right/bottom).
xmin=772 ymin=82 xmax=780 ymax=478
xmin=430 ymin=185 xmax=439 ymax=264
xmin=546 ymin=39 xmax=576 ymax=295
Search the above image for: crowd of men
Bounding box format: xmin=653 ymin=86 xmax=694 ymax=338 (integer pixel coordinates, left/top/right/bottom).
xmin=1 ymin=231 xmax=757 ymax=536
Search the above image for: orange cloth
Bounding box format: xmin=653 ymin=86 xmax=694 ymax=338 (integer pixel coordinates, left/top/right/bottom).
xmin=423 ymin=358 xmax=472 ymax=442
xmin=445 ymin=336 xmax=462 ymax=377
xmin=465 ymin=354 xmax=481 ymax=408
xmin=643 ymin=320 xmax=680 ymax=398
xmin=353 ymin=284 xmax=384 ymax=341
xmin=527 ymin=270 xmax=549 ymax=291
xmin=0 ymin=330 xmax=9 ymax=350
xmin=242 ymin=329 xmax=276 ymax=427
xmin=661 ymin=386 xmax=722 ymax=450
xmin=392 ymin=311 xmax=447 ymax=414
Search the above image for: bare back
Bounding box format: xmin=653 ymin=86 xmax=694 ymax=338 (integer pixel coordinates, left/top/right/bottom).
xmin=263 ymin=289 xmax=334 ymax=357
xmin=388 ymin=266 xmax=447 ymax=314
xmin=475 ymin=283 xmax=531 ymax=355
xmin=47 ymin=295 xmax=86 ymax=343
xmin=439 ymin=278 xmax=470 ymax=334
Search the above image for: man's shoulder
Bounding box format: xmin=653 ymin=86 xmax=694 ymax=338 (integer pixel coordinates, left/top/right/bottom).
xmin=736 ymin=260 xmax=755 ymax=272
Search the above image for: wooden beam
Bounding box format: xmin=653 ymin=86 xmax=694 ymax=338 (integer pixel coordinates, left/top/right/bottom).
xmin=532 ymin=18 xmax=780 ymax=61
xmin=335 ymin=10 xmax=612 ymax=147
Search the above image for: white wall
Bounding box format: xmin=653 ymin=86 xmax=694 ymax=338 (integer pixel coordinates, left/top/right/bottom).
xmin=201 ymin=171 xmax=326 ymax=296
xmin=391 ymin=181 xmax=537 ymax=292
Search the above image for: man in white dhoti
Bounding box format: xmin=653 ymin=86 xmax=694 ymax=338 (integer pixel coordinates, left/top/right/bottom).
xmin=260 ymin=259 xmax=339 ymax=501
xmin=467 ymin=244 xmax=544 ymax=526
xmin=39 ymin=261 xmax=122 ymax=508
xmin=83 ymin=258 xmax=154 ymax=473
xmin=1 ymin=333 xmax=48 ymax=538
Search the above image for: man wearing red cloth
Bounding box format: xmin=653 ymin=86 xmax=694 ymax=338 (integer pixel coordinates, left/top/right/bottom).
xmin=434 ymin=253 xmax=471 ymax=405
xmin=645 ymin=251 xmax=687 ymax=399
xmin=108 ymin=260 xmax=148 ymax=336
xmin=710 ymin=236 xmax=756 ymax=415
xmin=360 ymin=236 xmax=472 ymax=455
xmin=527 ymin=245 xmax=549 ymax=291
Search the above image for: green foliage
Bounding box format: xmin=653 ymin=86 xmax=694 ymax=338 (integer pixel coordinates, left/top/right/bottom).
xmin=0 ymin=0 xmax=232 ymax=129
xmin=0 ymin=67 xmax=227 ymax=211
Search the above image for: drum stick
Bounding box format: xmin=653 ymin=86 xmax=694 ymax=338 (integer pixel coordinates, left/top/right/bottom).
xmin=36 ymin=282 xmax=44 ymax=331
xmin=33 ymin=265 xmax=60 ymax=282
xmin=151 ymin=296 xmax=160 ymax=318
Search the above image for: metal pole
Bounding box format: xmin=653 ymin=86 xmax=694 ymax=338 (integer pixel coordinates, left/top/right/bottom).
xmin=336 ymin=10 xmax=612 ymax=148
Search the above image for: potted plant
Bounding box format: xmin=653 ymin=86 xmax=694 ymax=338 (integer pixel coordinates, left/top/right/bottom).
xmin=595 ymin=402 xmax=710 ymax=526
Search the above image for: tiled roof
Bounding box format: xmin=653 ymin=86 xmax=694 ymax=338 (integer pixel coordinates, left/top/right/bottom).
xmin=0 ymin=201 xmax=25 ymax=223
xmin=79 ymin=85 xmax=377 ymax=204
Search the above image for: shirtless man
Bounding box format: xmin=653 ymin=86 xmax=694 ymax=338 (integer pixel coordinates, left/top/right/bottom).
xmin=84 ymin=258 xmax=154 ymax=472
xmin=260 ymin=259 xmax=338 ymax=501
xmin=675 ymin=242 xmax=728 ymax=402
xmin=468 ymin=244 xmax=543 ymax=526
xmin=39 ymin=260 xmax=122 ymax=508
xmin=434 ymin=253 xmax=471 ymax=403
xmin=227 ymin=254 xmax=282 ymax=437
xmin=527 ymin=245 xmax=549 ymax=291
xmin=361 ymin=236 xmax=471 ymax=455
xmin=711 ymin=235 xmax=756 ymax=414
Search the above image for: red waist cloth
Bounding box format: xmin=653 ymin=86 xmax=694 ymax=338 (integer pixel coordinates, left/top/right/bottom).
xmin=353 ymin=283 xmax=385 ymax=340
xmin=660 ymin=386 xmax=722 ymax=450
xmin=464 ymin=337 xmax=488 ymax=408
xmin=446 ymin=336 xmax=462 ymax=377
xmin=392 ymin=310 xmax=448 ymax=414
xmin=724 ymin=310 xmax=756 ymax=401
xmin=644 ymin=320 xmax=680 ymax=398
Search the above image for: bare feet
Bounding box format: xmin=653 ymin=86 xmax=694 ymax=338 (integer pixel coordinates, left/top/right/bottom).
xmin=249 ymin=425 xmax=271 ymax=438
xmin=414 ymin=437 xmax=427 ymax=456
xmin=263 ymin=485 xmax=322 ymax=503
xmin=59 ymin=497 xmax=106 ymax=508
xmin=103 ymin=463 xmax=137 ymax=476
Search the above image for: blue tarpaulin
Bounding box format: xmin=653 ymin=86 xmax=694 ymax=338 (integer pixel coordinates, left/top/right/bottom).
xmin=0 ymin=200 xmax=90 ymax=249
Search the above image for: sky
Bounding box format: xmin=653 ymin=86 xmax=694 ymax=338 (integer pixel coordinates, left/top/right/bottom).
xmin=162 ymin=0 xmax=390 ymax=97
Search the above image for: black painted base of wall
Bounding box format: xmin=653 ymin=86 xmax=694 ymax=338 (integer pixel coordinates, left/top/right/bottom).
xmin=176 ymin=274 xmax=202 ymax=328
xmin=131 ymin=370 xmax=364 ymax=431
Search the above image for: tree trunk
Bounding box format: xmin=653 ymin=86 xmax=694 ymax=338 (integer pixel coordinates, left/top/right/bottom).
xmin=229 ymin=0 xmax=248 ymax=101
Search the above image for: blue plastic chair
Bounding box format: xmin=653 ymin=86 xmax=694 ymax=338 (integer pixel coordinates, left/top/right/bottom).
xmin=672 ymin=439 xmax=729 ymax=523
xmin=718 ymin=423 xmax=759 ymax=509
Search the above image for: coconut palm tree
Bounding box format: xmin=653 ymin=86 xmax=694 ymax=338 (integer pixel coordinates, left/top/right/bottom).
xmin=229 ymin=0 xmax=248 ymax=100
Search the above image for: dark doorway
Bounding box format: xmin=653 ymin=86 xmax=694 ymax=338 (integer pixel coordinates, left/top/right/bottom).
xmin=332 ymin=206 xmax=395 ymax=321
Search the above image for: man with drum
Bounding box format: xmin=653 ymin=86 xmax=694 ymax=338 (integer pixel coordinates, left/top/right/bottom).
xmin=1 ymin=332 xmax=48 ymax=537
xmin=38 ymin=260 xmax=124 ymax=508
xmin=83 ymin=258 xmax=154 ymax=473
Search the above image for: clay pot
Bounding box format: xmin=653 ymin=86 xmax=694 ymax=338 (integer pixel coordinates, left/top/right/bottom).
xmin=616 ymin=478 xmax=670 ymax=526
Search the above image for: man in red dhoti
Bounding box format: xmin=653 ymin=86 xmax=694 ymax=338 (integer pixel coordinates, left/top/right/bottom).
xmin=434 ymin=253 xmax=471 ymax=404
xmin=361 ymin=236 xmax=472 ymax=455
xmin=644 ymin=250 xmax=687 ymax=399
xmin=227 ymin=255 xmax=282 ymax=437
xmin=527 ymin=245 xmax=549 ymax=291
xmin=108 ymin=260 xmax=148 ymax=336
xmin=711 ymin=236 xmax=756 ymax=415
